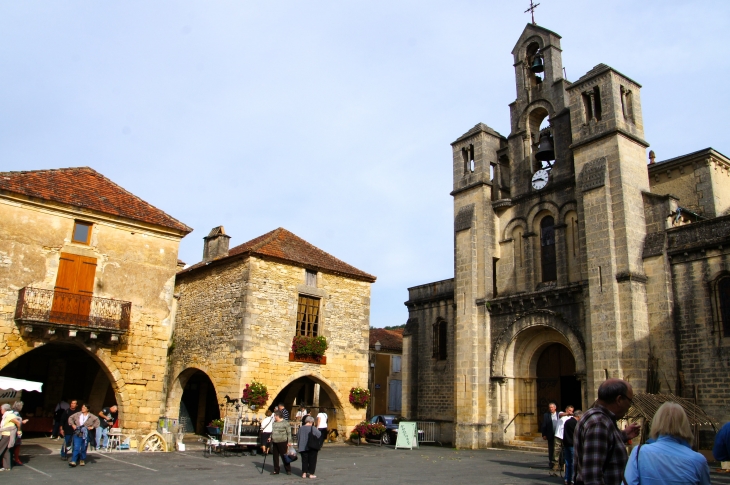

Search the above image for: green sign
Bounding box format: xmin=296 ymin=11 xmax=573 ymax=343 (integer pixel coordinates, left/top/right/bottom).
xmin=394 ymin=421 xmax=418 ymax=450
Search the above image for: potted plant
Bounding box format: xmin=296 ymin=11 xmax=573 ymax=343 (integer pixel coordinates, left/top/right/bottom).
xmin=290 ymin=335 xmax=328 ymax=364
xmin=206 ymin=419 xmax=224 ymax=437
xmin=242 ymin=380 xmax=269 ymax=408
xmin=349 ymin=387 xmax=370 ymax=409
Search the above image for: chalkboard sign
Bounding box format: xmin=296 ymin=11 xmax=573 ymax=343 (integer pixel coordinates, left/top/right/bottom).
xmin=394 ymin=421 xmax=418 ymax=450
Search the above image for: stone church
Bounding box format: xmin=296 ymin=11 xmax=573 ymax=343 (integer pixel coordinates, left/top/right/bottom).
xmin=402 ymin=23 xmax=730 ymax=449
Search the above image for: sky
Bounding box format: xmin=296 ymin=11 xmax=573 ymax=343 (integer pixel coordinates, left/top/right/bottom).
xmin=2 ymin=1 xmax=729 ymax=328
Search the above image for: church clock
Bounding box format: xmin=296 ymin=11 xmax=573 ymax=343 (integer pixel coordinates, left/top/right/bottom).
xmin=531 ymin=168 xmax=550 ymax=190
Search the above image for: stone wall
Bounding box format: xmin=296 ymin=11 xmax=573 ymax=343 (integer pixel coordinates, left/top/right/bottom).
xmin=0 ymin=193 xmax=185 ymax=435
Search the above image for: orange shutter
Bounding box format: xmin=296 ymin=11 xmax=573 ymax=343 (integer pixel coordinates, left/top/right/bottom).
xmin=76 ymin=256 xmax=97 ymax=296
xmin=51 ymin=252 xmax=97 ymax=325
xmin=54 ymin=253 xmax=79 ymax=292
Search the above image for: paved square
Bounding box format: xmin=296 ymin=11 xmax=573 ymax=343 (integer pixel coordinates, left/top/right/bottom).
xmin=7 ymin=439 xmax=730 ymax=485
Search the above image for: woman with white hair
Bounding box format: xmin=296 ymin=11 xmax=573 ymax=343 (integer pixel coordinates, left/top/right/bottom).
xmin=623 ymin=402 xmax=710 ymax=485
xmin=0 ymin=404 xmax=21 ymax=471
xmin=10 ymin=401 xmax=28 ymax=467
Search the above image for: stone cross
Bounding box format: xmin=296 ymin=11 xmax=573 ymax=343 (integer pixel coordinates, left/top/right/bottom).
xmin=524 ymin=0 xmax=540 ymax=24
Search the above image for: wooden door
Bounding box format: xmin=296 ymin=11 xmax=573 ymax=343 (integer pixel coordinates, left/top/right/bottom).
xmin=50 ymin=253 xmax=97 ymax=325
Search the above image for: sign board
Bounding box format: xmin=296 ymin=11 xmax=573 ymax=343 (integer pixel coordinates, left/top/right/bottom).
xmin=0 ymin=390 xmax=21 ymax=407
xmin=394 ymin=421 xmax=418 ymax=450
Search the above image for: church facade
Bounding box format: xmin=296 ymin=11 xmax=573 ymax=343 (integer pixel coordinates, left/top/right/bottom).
xmin=402 ymin=24 xmax=730 ymax=449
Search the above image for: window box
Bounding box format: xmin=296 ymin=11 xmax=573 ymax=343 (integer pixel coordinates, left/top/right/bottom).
xmin=289 ymin=352 xmax=326 ymax=365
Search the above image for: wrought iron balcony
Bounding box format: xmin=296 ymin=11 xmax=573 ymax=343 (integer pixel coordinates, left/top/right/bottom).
xmin=15 ymin=287 xmax=131 ymax=335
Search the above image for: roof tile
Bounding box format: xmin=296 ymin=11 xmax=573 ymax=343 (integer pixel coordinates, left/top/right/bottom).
xmin=369 ymin=328 xmax=403 ymax=351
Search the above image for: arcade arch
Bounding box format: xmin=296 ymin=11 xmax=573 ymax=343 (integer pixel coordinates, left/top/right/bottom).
xmin=168 ymin=367 xmax=220 ymax=434
xmin=269 ymin=374 xmax=344 ymax=437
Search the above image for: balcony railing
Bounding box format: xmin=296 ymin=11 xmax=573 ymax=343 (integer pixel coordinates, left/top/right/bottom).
xmin=15 ymin=287 xmax=131 ymax=334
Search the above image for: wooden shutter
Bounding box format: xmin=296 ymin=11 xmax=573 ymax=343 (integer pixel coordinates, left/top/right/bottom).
xmin=75 ymin=256 xmax=97 ymax=296
xmin=51 ymin=252 xmax=97 ymax=325
xmin=54 ymin=253 xmax=80 ymax=292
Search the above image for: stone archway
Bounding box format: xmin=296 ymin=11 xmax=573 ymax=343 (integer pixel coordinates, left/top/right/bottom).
xmin=491 ymin=310 xmax=586 ymax=438
xmin=0 ymin=340 xmax=128 ymax=427
xmin=166 ymin=367 xmax=220 ymax=434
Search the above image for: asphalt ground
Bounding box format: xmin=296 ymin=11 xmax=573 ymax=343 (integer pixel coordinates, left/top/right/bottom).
xmin=5 ymin=438 xmax=730 ymax=485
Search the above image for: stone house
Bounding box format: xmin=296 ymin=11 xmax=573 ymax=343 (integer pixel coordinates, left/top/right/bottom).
xmin=166 ymin=226 xmax=376 ymax=436
xmin=0 ymin=167 xmax=192 ymax=435
xmin=368 ymin=328 xmax=403 ymax=416
xmin=403 ymin=23 xmax=730 ymax=449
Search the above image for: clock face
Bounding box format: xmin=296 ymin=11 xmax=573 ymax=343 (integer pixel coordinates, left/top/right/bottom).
xmin=532 ymin=169 xmax=549 ymax=190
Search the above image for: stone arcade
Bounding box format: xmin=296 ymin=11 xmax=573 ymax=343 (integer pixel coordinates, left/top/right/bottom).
xmin=402 ymin=24 xmax=730 ymax=449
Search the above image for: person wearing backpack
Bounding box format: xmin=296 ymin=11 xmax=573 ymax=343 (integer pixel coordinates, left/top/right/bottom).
xmin=268 ymin=411 xmax=292 ymax=475
xmin=297 ymin=416 xmax=321 ymax=479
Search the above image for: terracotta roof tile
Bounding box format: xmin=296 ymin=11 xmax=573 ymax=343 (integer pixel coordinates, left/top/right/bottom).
xmin=0 ymin=167 xmax=192 ymax=233
xmin=179 ymin=227 xmax=376 ymax=282
xmin=369 ymin=328 xmax=403 ymax=352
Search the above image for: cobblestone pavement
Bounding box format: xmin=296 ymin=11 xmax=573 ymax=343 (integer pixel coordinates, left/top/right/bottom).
xmin=6 ymin=438 xmax=730 ymax=484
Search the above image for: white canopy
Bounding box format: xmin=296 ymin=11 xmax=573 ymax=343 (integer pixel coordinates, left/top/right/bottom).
xmin=0 ymin=376 xmax=42 ymax=393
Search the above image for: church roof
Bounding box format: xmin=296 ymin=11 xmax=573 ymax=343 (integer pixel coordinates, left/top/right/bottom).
xmin=649 ymin=147 xmax=730 ymax=170
xmin=567 ymin=63 xmax=642 ymax=89
xmin=179 ymin=227 xmax=376 ymax=282
xmin=0 ymin=167 xmax=192 ymax=234
xmin=369 ymin=328 xmax=403 ymax=352
xmin=452 ymin=123 xmax=505 ymax=145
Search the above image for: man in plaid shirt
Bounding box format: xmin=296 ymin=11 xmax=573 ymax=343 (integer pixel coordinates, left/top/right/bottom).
xmin=573 ymin=379 xmax=640 ymax=485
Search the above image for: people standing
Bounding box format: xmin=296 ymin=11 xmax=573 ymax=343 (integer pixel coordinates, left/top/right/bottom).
xmin=552 ymin=405 xmax=574 ymax=475
xmin=259 ymin=410 xmax=274 ymax=456
xmin=10 ymin=401 xmax=28 ymax=467
xmin=67 ymin=403 xmax=100 ymax=467
xmin=0 ymin=404 xmax=20 ymax=471
xmin=96 ymin=405 xmax=118 ymax=451
xmin=573 ymin=379 xmax=640 ymax=485
xmin=563 ymin=409 xmax=582 ymax=485
xmin=623 ymin=402 xmax=710 ymax=485
xmin=295 ymin=405 xmax=308 ymax=423
xmin=297 ymin=416 xmax=321 ymax=479
xmin=268 ymin=411 xmax=292 ymax=475
xmin=315 ymin=409 xmax=328 ymax=447
xmin=541 ymin=402 xmax=559 ymax=469
xmin=60 ymin=399 xmax=78 ymax=460
xmin=277 ymin=403 xmax=289 ymax=421
xmin=52 ymin=399 xmax=69 ymax=439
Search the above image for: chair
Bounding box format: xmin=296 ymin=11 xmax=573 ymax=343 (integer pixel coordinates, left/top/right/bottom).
xmin=106 ymin=428 xmax=123 ymax=451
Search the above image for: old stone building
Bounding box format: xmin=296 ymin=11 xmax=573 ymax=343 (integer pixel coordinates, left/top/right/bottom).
xmin=167 ymin=226 xmax=376 ymax=436
xmin=0 ymin=167 xmax=192 ymax=435
xmin=402 ymin=23 xmax=730 ymax=449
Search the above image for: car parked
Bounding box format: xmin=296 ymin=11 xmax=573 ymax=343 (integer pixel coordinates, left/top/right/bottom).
xmin=369 ymin=414 xmax=401 ymax=445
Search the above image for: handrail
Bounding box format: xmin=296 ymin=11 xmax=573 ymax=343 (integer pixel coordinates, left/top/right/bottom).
xmin=504 ymin=412 xmax=534 ymax=433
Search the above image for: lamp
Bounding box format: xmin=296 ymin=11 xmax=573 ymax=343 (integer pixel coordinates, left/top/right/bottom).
xmin=374 ymin=340 xmax=381 ymax=352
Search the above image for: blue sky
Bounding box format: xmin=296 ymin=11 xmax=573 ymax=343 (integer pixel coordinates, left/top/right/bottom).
xmin=2 ymin=1 xmax=728 ymax=328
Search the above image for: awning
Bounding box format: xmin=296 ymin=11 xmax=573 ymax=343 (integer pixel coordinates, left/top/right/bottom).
xmin=0 ymin=376 xmax=43 ymax=393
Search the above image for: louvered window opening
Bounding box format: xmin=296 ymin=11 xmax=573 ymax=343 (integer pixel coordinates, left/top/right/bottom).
xmin=297 ymin=295 xmax=320 ymax=337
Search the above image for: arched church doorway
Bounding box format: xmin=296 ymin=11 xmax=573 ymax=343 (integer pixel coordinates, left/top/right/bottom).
xmin=270 ymin=376 xmax=341 ymax=435
xmin=0 ymin=343 xmax=117 ymax=433
xmin=536 ymin=343 xmax=581 ymax=429
xmin=179 ymin=370 xmax=219 ymax=434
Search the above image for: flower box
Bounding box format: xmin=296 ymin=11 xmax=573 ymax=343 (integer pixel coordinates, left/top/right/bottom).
xmin=289 ymin=352 xmax=326 ymax=364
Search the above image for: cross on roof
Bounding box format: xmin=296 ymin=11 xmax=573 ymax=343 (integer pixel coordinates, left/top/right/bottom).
xmin=525 ymin=0 xmax=540 ymax=24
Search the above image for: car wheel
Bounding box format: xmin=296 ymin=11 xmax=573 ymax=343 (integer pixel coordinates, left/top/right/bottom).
xmin=381 ymin=432 xmax=392 ymax=445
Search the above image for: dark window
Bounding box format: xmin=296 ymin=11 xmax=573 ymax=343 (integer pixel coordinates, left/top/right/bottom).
xmin=719 ymin=277 xmax=730 ymax=337
xmin=540 ymin=216 xmax=557 ymax=282
xmin=296 ymin=295 xmax=320 ymax=337
xmin=433 ymin=320 xmax=447 ymax=360
xmin=305 ymin=269 xmax=317 ymax=287
xmin=593 ymin=86 xmax=602 ymax=121
xmin=72 ymin=221 xmax=92 ymax=245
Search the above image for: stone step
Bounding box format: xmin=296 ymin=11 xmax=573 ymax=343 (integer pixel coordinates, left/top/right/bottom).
xmin=501 ymin=440 xmax=550 ymax=453
xmin=512 ymin=435 xmax=543 ymax=442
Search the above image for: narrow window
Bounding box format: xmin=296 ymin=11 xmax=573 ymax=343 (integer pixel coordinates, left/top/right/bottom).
xmin=305 ymin=269 xmax=317 ymax=287
xmin=489 ymin=163 xmax=495 ymax=181
xmin=462 ymin=144 xmax=475 ymax=174
xmin=462 ymin=148 xmax=469 ymax=174
xmin=582 ymin=92 xmax=593 ymax=123
xmin=72 ymin=221 xmax=93 ymax=245
xmin=718 ymin=277 xmax=730 ymax=337
xmin=593 ymin=86 xmax=602 ymax=121
xmin=296 ymin=295 xmax=320 ymax=337
xmin=540 ymin=216 xmax=557 ymax=282
xmin=391 ymin=355 xmax=402 ymax=373
xmin=433 ymin=320 xmax=448 ymax=360
xmin=492 ymin=257 xmax=499 ymax=297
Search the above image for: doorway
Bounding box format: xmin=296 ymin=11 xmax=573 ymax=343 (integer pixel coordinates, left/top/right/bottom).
xmin=179 ymin=370 xmax=220 ymax=434
xmin=536 ymin=343 xmax=581 ymax=429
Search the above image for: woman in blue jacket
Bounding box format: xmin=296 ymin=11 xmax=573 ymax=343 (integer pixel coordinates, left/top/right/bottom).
xmin=623 ymin=402 xmax=710 ymax=485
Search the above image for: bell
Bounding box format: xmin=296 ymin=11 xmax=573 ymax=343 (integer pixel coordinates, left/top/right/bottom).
xmin=531 ymin=54 xmax=544 ymax=73
xmin=535 ymin=131 xmax=555 ymax=162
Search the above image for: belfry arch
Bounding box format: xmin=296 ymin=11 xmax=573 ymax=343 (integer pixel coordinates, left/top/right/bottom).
xmin=491 ymin=310 xmax=586 ymax=439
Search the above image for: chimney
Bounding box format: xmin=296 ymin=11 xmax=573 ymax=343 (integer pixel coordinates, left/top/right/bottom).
xmin=203 ymin=226 xmax=231 ymax=262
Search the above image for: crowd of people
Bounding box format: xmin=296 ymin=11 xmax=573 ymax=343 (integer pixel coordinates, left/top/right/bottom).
xmin=259 ymin=403 xmax=329 ymax=479
xmin=540 ymin=378 xmax=722 ymax=485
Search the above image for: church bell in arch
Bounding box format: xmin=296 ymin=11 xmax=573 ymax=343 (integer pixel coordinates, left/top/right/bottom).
xmin=530 ymin=52 xmax=544 ymax=73
xmin=535 ymin=129 xmax=555 ymax=162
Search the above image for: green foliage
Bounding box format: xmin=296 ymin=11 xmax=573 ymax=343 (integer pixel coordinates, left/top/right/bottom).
xmin=291 ymin=335 xmax=328 ymax=357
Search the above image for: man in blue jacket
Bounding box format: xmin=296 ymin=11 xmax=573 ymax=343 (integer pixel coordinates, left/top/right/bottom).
xmin=714 ymin=422 xmax=730 ymax=462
